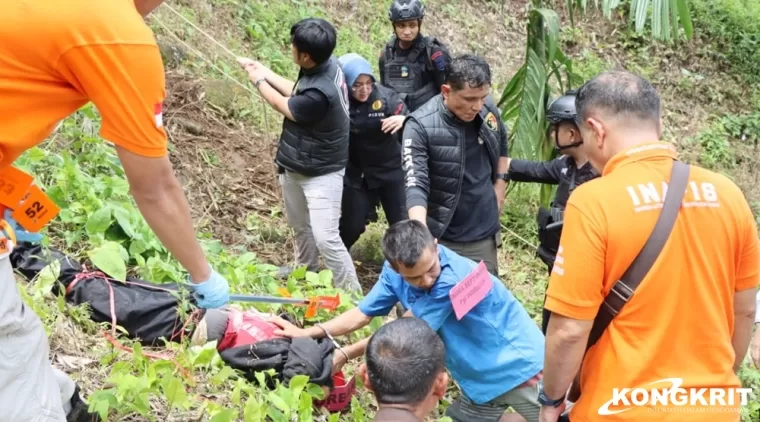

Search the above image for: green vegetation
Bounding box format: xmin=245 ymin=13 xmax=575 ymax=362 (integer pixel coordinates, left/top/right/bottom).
xmin=14 ymin=0 xmax=760 ymax=421
xmin=690 ymin=0 xmax=760 ymax=83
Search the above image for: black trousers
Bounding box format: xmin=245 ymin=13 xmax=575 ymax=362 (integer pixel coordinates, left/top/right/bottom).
xmin=339 ymin=180 xmax=406 ymax=251
xmin=542 ymin=264 xmax=552 ymax=335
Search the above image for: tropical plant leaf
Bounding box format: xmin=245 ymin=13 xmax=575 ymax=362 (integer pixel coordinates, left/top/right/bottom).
xmin=676 ymin=0 xmax=693 ymax=38
xmin=501 ymin=48 xmax=548 ymax=161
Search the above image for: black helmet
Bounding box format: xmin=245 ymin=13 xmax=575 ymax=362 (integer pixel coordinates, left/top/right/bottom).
xmin=546 ymin=89 xmax=577 ymax=124
xmin=389 ymin=0 xmax=425 ymax=22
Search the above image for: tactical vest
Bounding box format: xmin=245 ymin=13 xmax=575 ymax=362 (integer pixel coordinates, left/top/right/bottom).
xmin=382 ymin=36 xmax=439 ymax=112
xmin=276 ymin=56 xmax=350 ymax=177
xmin=535 ymin=159 xmax=598 ymax=269
xmin=407 ymin=95 xmax=504 ymax=239
xmin=346 ymin=84 xmax=404 ymax=187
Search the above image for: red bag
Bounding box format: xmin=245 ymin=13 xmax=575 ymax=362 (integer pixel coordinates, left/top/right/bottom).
xmin=217 ymin=308 xmax=284 ymax=351
xmin=314 ymin=371 xmax=356 ymax=413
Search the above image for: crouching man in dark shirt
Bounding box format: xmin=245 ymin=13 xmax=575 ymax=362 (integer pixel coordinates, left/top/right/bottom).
xmin=359 ymin=318 xmax=448 ymax=422
xmin=402 ymin=54 xmax=509 ymax=275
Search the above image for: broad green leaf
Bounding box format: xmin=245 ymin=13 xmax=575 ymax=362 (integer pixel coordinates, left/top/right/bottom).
xmin=85 ymin=207 xmax=112 ymax=235
xmin=36 ymin=260 xmax=61 ymax=296
xmin=211 ymin=365 xmax=236 ymax=386
xmin=288 ymin=375 xmax=309 ymax=399
xmin=533 ymin=8 xmax=560 ymax=63
xmin=209 ymin=409 xmax=238 ymax=422
xmin=162 ymin=376 xmax=188 ymax=410
xmin=192 ymin=342 xmax=218 ymax=367
xmin=243 ymin=396 xmax=265 ymax=422
xmin=297 ymin=392 xmax=313 ymax=421
xmin=266 ymin=406 xmax=288 ymax=422
xmin=317 ymin=269 xmax=333 ymax=287
xmin=306 ymin=383 xmax=326 ymax=400
xmin=232 ymin=378 xmax=243 ymax=406
xmin=255 ymin=371 xmax=267 ymax=388
xmin=267 ymin=391 xmax=290 ymax=413
xmin=112 ymin=206 xmax=135 ymax=238
xmin=676 ymin=0 xmax=692 ymax=38
xmin=350 ymin=396 xmax=366 ymax=422
xmin=128 ymin=239 xmax=148 ymax=257
xmin=290 ymin=265 xmax=307 ymax=280
xmin=305 ymin=271 xmax=319 ymax=284
xmin=87 ymin=241 xmax=127 ymax=281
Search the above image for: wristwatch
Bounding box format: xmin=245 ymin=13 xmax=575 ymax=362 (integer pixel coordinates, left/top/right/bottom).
xmin=496 ymin=172 xmax=510 ymax=182
xmin=537 ymin=380 xmax=566 ymax=408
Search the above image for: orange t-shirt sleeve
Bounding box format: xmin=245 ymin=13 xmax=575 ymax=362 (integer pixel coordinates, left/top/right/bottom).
xmin=545 ymin=197 xmax=607 ymax=320
xmin=55 ymin=43 xmax=168 ymax=157
xmin=735 ymin=210 xmax=760 ymax=291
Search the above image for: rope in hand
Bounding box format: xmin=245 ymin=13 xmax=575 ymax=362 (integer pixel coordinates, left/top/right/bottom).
xmin=151 ymin=2 xmax=273 ymax=135
xmin=65 ymin=269 xmax=200 ymax=384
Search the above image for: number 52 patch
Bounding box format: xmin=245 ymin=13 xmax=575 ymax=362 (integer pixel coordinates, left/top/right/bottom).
xmin=11 ymin=185 xmax=60 ymax=232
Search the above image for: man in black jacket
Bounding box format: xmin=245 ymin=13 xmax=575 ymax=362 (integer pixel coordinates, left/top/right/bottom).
xmin=506 ymin=90 xmax=599 ymax=273
xmin=238 ymin=18 xmax=360 ymax=292
xmin=402 ymin=54 xmax=509 ymax=275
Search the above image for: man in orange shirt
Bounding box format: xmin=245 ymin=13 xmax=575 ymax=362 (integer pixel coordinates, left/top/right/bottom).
xmin=0 ymin=1 xmax=231 ymax=420
xmin=538 ymin=70 xmax=759 ymax=421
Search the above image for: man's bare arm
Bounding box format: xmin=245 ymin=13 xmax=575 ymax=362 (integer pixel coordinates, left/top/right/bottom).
xmin=264 ymin=71 xmax=296 ymax=96
xmin=117 ymin=147 xmax=210 ymax=281
xmin=302 ymin=307 xmax=374 ymax=338
xmin=257 ymin=81 xmax=295 ymax=121
xmin=542 ymin=314 xmax=594 ymax=400
xmin=732 ymin=287 xmax=757 ymax=371
xmin=343 ymin=337 xmax=371 ymax=360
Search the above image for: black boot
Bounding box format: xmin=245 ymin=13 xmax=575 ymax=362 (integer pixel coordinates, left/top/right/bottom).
xmin=66 ymin=384 xmax=101 ymax=422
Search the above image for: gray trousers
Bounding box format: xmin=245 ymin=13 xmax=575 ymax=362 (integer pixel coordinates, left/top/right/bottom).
xmin=0 ymin=241 xmax=75 ymax=421
xmin=440 ymin=231 xmax=501 ymax=276
xmin=279 ymin=169 xmax=361 ymax=292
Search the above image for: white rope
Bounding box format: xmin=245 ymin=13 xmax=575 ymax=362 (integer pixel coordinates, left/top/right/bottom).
xmin=160 ymin=2 xmax=239 ymax=59
xmin=501 ymin=223 xmax=538 ymax=250
xmin=152 ymin=3 xmax=273 ymax=134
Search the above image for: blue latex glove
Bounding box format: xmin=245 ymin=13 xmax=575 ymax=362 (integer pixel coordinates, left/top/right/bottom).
xmin=3 ymin=209 xmax=43 ymax=244
xmin=188 ymin=266 xmax=230 ymax=308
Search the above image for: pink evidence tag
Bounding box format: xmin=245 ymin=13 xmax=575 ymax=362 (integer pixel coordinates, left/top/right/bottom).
xmin=449 ymin=261 xmax=493 ymax=320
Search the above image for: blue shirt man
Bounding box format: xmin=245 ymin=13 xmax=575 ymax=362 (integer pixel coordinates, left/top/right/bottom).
xmin=359 ymin=244 xmax=544 ymax=405
xmin=270 ymin=220 xmax=545 ymax=422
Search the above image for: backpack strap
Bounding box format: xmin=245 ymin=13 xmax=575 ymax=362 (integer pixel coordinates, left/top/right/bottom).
xmin=384 ymin=36 xmax=396 ymax=62
xmin=585 ymin=159 xmax=691 ymax=350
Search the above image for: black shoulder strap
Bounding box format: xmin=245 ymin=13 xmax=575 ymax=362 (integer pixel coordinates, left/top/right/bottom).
xmin=384 ymin=36 xmax=396 ymax=61
xmin=585 ymin=159 xmax=690 ymax=350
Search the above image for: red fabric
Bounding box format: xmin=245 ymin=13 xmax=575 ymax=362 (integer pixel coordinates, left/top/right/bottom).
xmin=217 ymin=309 xmax=284 ymax=351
